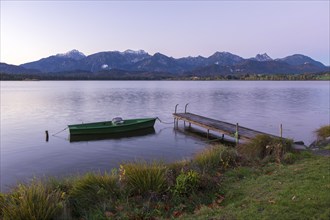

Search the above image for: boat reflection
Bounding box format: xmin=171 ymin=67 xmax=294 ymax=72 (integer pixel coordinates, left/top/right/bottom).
xmin=69 ymin=127 xmax=156 ymax=142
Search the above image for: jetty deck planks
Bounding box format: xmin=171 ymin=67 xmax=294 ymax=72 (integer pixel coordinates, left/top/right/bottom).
xmin=173 ymin=112 xmax=281 ymax=141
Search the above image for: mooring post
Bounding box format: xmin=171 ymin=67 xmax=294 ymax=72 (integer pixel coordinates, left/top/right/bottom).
xmin=45 ymin=130 xmax=49 ymax=142
xmin=189 ymin=122 xmax=191 ymax=128
xmin=222 ymin=134 xmax=224 ymax=140
xmin=280 ymin=124 xmax=283 ymax=138
xmin=235 ymin=123 xmax=239 ymax=145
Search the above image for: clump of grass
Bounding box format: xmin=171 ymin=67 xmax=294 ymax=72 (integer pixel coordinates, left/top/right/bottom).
xmin=172 ymin=170 xmax=200 ymax=196
xmin=120 ymin=161 xmax=168 ymax=196
xmin=283 ymin=152 xmax=297 ymax=164
xmin=69 ymin=172 xmax=119 ymax=217
xmin=167 ymin=160 xmax=191 ymax=187
xmin=168 ymin=159 xmax=191 ymax=174
xmin=0 ymin=180 xmax=64 ymax=220
xmin=46 ymin=176 xmax=74 ymax=194
xmin=193 ymin=144 xmax=238 ymax=173
xmin=0 ymin=192 xmax=5 ymax=217
xmin=237 ymin=134 xmax=293 ymax=163
xmin=324 ymin=145 xmax=330 ymax=150
xmin=315 ymin=125 xmax=330 ymax=140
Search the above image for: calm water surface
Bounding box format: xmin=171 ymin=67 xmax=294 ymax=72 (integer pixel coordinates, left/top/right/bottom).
xmin=1 ymin=81 xmax=329 ymax=191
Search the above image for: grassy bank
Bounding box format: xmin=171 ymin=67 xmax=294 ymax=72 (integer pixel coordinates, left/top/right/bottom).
xmin=1 ymin=135 xmax=329 ymax=219
xmin=180 ymin=155 xmax=330 ymax=220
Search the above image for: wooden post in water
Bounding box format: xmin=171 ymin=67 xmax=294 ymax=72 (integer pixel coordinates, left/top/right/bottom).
xmin=280 ymin=124 xmax=283 ymax=139
xmin=45 ymin=130 xmax=49 ymax=142
xmin=174 ymin=104 xmax=179 ymax=127
xmin=235 ymin=123 xmax=239 ymax=145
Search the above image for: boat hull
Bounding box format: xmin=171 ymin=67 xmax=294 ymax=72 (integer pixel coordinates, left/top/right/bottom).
xmin=68 ymin=118 xmax=157 ymax=135
xmin=70 ymin=127 xmax=156 ymax=142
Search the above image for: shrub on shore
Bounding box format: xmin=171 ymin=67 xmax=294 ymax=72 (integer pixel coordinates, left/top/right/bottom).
xmin=172 ymin=170 xmax=200 ymax=196
xmin=237 ymin=134 xmax=293 ymax=163
xmin=193 ymin=144 xmax=238 ymax=173
xmin=309 ymin=125 xmax=330 ymax=149
xmin=282 ymin=152 xmax=298 ymax=164
xmin=315 ymin=125 xmax=330 ymax=140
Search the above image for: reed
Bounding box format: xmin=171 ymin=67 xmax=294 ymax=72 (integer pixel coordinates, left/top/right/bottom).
xmin=193 ymin=144 xmax=238 ymax=173
xmin=0 ymin=180 xmax=63 ymax=220
xmin=120 ymin=161 xmax=168 ymax=196
xmin=68 ymin=172 xmax=119 ymax=217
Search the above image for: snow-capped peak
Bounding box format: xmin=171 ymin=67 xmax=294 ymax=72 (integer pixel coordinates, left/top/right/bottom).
xmin=122 ymin=49 xmax=148 ymax=55
xmin=56 ymin=49 xmax=86 ymax=60
xmin=253 ymin=53 xmax=272 ymax=62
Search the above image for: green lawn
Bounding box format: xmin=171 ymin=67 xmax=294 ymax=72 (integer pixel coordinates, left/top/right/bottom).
xmin=180 ymin=155 xmax=330 ymax=220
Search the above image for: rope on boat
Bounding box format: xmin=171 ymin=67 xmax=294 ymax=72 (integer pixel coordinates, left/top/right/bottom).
xmin=156 ymin=117 xmax=174 ymax=124
xmin=52 ymin=127 xmax=68 ymax=136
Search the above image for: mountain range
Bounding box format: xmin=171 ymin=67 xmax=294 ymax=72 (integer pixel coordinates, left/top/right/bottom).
xmin=1 ymin=49 xmax=328 ymax=78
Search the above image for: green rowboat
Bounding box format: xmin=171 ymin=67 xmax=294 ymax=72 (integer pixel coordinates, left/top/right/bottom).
xmin=69 ymin=127 xmax=156 ymax=142
xmin=68 ymin=117 xmax=157 ymax=135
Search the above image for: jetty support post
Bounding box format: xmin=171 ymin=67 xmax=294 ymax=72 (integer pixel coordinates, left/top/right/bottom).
xmin=280 ymin=124 xmax=283 ymax=144
xmin=174 ymin=104 xmax=179 ymax=126
xmin=174 ymin=117 xmax=179 ymax=128
xmin=174 ymin=118 xmax=178 ymax=128
xmin=235 ymin=123 xmax=239 ymax=145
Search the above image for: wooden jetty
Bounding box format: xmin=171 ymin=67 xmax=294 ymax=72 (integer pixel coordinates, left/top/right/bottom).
xmin=173 ymin=112 xmax=283 ymax=143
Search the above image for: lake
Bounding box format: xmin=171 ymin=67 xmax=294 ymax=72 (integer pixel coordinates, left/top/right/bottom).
xmin=1 ymin=81 xmax=329 ymax=192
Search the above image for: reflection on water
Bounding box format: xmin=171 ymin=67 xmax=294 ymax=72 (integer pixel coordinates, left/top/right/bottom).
xmin=1 ymin=81 xmax=329 ymax=192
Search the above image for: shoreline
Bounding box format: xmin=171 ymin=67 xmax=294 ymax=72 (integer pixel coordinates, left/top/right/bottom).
xmin=1 ymin=132 xmax=329 ymax=219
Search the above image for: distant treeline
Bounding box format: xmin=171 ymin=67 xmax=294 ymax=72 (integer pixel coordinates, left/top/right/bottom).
xmin=1 ymin=72 xmax=329 ymax=81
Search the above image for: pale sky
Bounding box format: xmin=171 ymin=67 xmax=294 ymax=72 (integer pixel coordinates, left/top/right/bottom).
xmin=1 ymin=0 xmax=329 ymax=65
